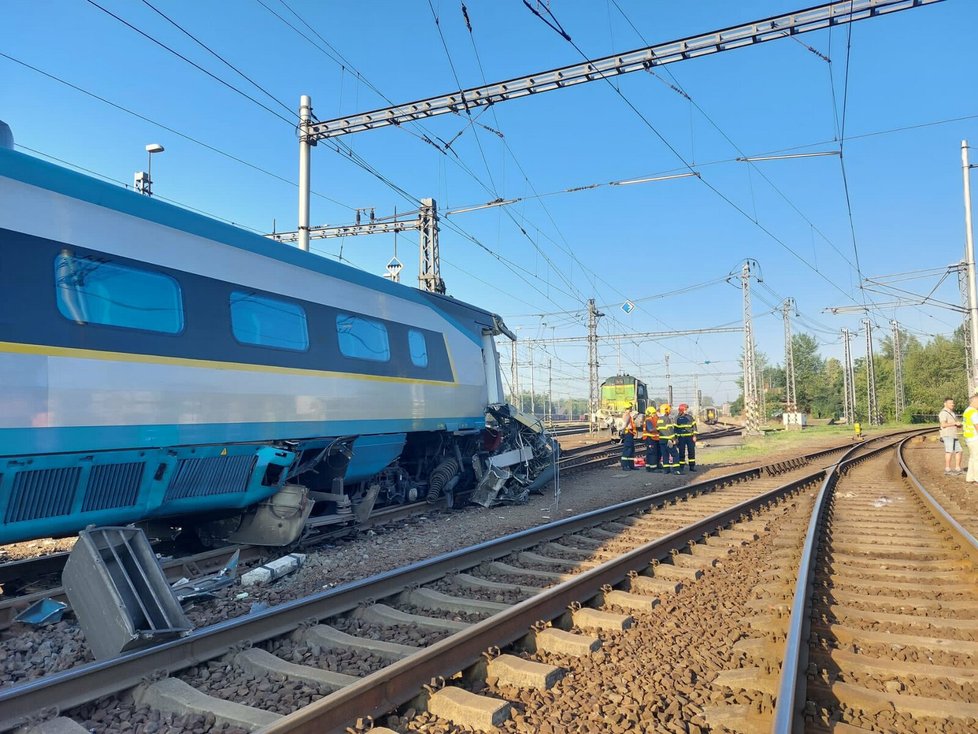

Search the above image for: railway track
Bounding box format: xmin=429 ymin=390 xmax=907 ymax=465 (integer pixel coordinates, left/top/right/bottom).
xmin=557 ymin=424 xmax=743 ymax=472
xmin=0 ymin=435 xmax=879 ymax=733
xmin=702 ymin=431 xmax=978 ymax=733
xmin=0 ymin=424 xmax=736 ymax=626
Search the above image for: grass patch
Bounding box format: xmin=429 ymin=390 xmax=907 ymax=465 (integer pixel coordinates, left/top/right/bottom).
xmin=699 ymin=423 xmax=923 ymax=465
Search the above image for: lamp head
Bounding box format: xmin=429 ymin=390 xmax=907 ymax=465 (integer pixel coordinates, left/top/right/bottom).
xmin=145 ymin=143 xmax=164 ymax=154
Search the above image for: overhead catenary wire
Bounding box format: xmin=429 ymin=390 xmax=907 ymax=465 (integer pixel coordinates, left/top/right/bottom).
xmin=609 ymin=0 xmax=859 ymax=274
xmin=523 ymin=2 xmax=861 ymax=310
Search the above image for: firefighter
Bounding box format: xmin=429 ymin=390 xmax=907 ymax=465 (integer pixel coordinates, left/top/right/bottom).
xmin=675 ymin=403 xmax=698 ymax=472
xmin=657 ymin=403 xmax=678 ymax=474
xmin=620 ymin=404 xmax=638 ymax=471
xmin=643 ymin=404 xmax=660 ymax=472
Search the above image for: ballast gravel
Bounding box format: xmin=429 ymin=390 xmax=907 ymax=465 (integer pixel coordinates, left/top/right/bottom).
xmin=389 ymin=496 xmax=811 ymax=733
xmin=0 ymin=433 xmax=844 ymax=698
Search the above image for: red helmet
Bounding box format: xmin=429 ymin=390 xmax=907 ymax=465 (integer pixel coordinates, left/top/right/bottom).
xmin=678 ymin=403 xmax=689 ymax=412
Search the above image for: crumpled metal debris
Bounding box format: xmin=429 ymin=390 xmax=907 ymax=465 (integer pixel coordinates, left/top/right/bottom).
xmin=171 ymin=549 xmax=240 ymax=603
xmin=15 ymin=598 xmax=68 ymax=626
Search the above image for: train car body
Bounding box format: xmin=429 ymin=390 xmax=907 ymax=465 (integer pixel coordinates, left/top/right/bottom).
xmin=703 ymin=407 xmax=718 ymax=425
xmin=0 ymin=145 xmax=554 ymax=546
xmin=594 ymin=375 xmax=648 ymax=432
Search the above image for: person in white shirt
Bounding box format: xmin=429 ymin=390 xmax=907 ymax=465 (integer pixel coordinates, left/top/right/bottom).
xmin=938 ymin=397 xmax=963 ymax=475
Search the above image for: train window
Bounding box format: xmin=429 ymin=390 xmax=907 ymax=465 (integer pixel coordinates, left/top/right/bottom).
xmin=408 ymin=329 xmax=428 ymax=368
xmin=54 ymin=251 xmax=183 ymax=333
xmin=336 ymin=313 xmax=390 ymax=362
xmin=230 ymin=291 xmax=309 ymax=351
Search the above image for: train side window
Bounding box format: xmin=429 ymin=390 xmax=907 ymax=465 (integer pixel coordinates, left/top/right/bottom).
xmin=230 ymin=291 xmax=309 ymax=351
xmin=336 ymin=313 xmax=390 ymax=362
xmin=54 ymin=251 xmax=183 ymax=333
xmin=408 ymin=329 xmax=428 ymax=368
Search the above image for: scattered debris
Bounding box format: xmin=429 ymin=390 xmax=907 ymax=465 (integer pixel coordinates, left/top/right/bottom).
xmin=15 ymin=598 xmax=68 ymax=627
xmin=63 ymin=526 xmax=192 ymax=660
xmin=241 ymin=553 xmax=306 ymax=587
xmin=171 ymin=550 xmax=240 ymax=603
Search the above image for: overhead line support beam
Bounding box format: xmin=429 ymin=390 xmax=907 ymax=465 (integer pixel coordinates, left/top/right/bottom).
xmin=305 ymin=0 xmax=942 ymax=140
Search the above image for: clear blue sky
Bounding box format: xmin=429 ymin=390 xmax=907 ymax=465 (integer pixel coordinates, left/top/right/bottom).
xmin=3 ymin=0 xmax=977 ymax=405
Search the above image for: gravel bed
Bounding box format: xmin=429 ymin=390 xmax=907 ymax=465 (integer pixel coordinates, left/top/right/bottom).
xmin=525 ymin=544 xmax=595 ymax=562
xmin=497 ymin=553 xmax=579 ymax=574
xmin=837 ymin=596 xmax=978 ymax=619
xmin=819 ymin=707 xmax=976 ymax=733
xmin=0 ymin=536 xmax=76 ymax=563
xmin=903 ymin=439 xmax=978 ymax=535
xmin=0 ymin=621 xmax=91 ymax=686
xmin=821 ymin=578 xmax=973 ymax=602
xmin=330 ymin=615 xmax=450 ymax=647
xmin=842 ymin=669 xmax=978 ymax=701
xmin=263 ymin=637 xmax=390 ymax=676
xmin=829 ymin=618 xmax=977 ymax=641
xmin=428 ymin=577 xmax=530 ymax=605
xmin=0 ymin=435 xmax=844 ymax=693
xmin=839 ymin=637 xmax=978 ymax=668
xmin=398 ymin=604 xmax=488 ymax=625
xmin=71 ymin=696 xmax=245 ymax=734
xmin=475 ymin=569 xmax=553 ymax=590
xmin=393 ymin=492 xmax=809 ymax=733
xmin=181 ymin=660 xmax=330 ymax=715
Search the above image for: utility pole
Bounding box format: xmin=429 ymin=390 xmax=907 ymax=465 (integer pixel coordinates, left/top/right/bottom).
xmin=529 ymin=345 xmax=536 ymax=417
xmin=957 ymin=263 xmax=975 ymax=396
xmin=891 ymin=320 xmax=906 ymax=418
xmin=587 ymin=299 xmax=603 ymax=432
xmin=548 ymin=358 xmax=553 ymax=423
xmin=665 ymin=355 xmax=673 ymax=407
xmin=742 ymin=261 xmax=761 ymax=435
xmin=782 ymin=298 xmax=797 ymax=413
xmin=297 ymin=95 xmax=313 ymax=253
xmin=693 ymin=375 xmax=700 ymax=418
xmin=863 ymin=318 xmax=880 ymax=425
xmin=963 ymin=141 xmax=978 ymax=390
xmin=842 ymin=328 xmax=856 ymax=424
xmin=509 ymin=344 xmax=518 ymax=406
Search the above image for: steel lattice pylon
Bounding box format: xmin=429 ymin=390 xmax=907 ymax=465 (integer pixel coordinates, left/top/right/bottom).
xmin=891 ymin=320 xmax=906 ymax=418
xmin=782 ymin=298 xmax=797 ymax=413
xmin=842 ymin=328 xmax=856 ymax=424
xmin=587 ymin=299 xmax=603 ymax=433
xmin=863 ymin=319 xmax=881 ymax=425
xmin=742 ymin=261 xmax=761 ymax=435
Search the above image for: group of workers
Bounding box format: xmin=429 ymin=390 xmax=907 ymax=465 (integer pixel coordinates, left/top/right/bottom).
xmin=620 ymin=403 xmax=697 ymax=474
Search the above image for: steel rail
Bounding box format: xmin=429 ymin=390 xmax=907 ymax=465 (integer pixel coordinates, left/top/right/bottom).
xmin=898 ymin=437 xmax=978 ymax=565
xmin=258 ymin=465 xmax=835 ymax=733
xmin=0 ymin=439 xmax=856 ymax=730
xmin=770 ymin=430 xmax=934 ymax=733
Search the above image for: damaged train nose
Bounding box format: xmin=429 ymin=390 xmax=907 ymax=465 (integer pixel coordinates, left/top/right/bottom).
xmin=471 ymin=404 xmax=560 ymax=507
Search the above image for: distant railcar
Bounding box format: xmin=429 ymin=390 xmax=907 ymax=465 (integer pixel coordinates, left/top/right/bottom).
xmin=0 ymin=145 xmax=555 ymax=547
xmin=704 ymin=407 xmax=719 ymax=425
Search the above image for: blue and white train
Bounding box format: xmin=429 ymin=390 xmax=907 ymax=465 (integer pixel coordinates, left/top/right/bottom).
xmin=0 ymin=130 xmax=555 ymax=547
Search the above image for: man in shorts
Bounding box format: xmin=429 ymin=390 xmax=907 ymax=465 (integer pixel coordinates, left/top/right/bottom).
xmin=939 ymin=397 xmax=963 ymax=475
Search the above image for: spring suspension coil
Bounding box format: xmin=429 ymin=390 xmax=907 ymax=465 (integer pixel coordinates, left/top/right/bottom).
xmin=427 ymin=458 xmax=460 ymax=502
